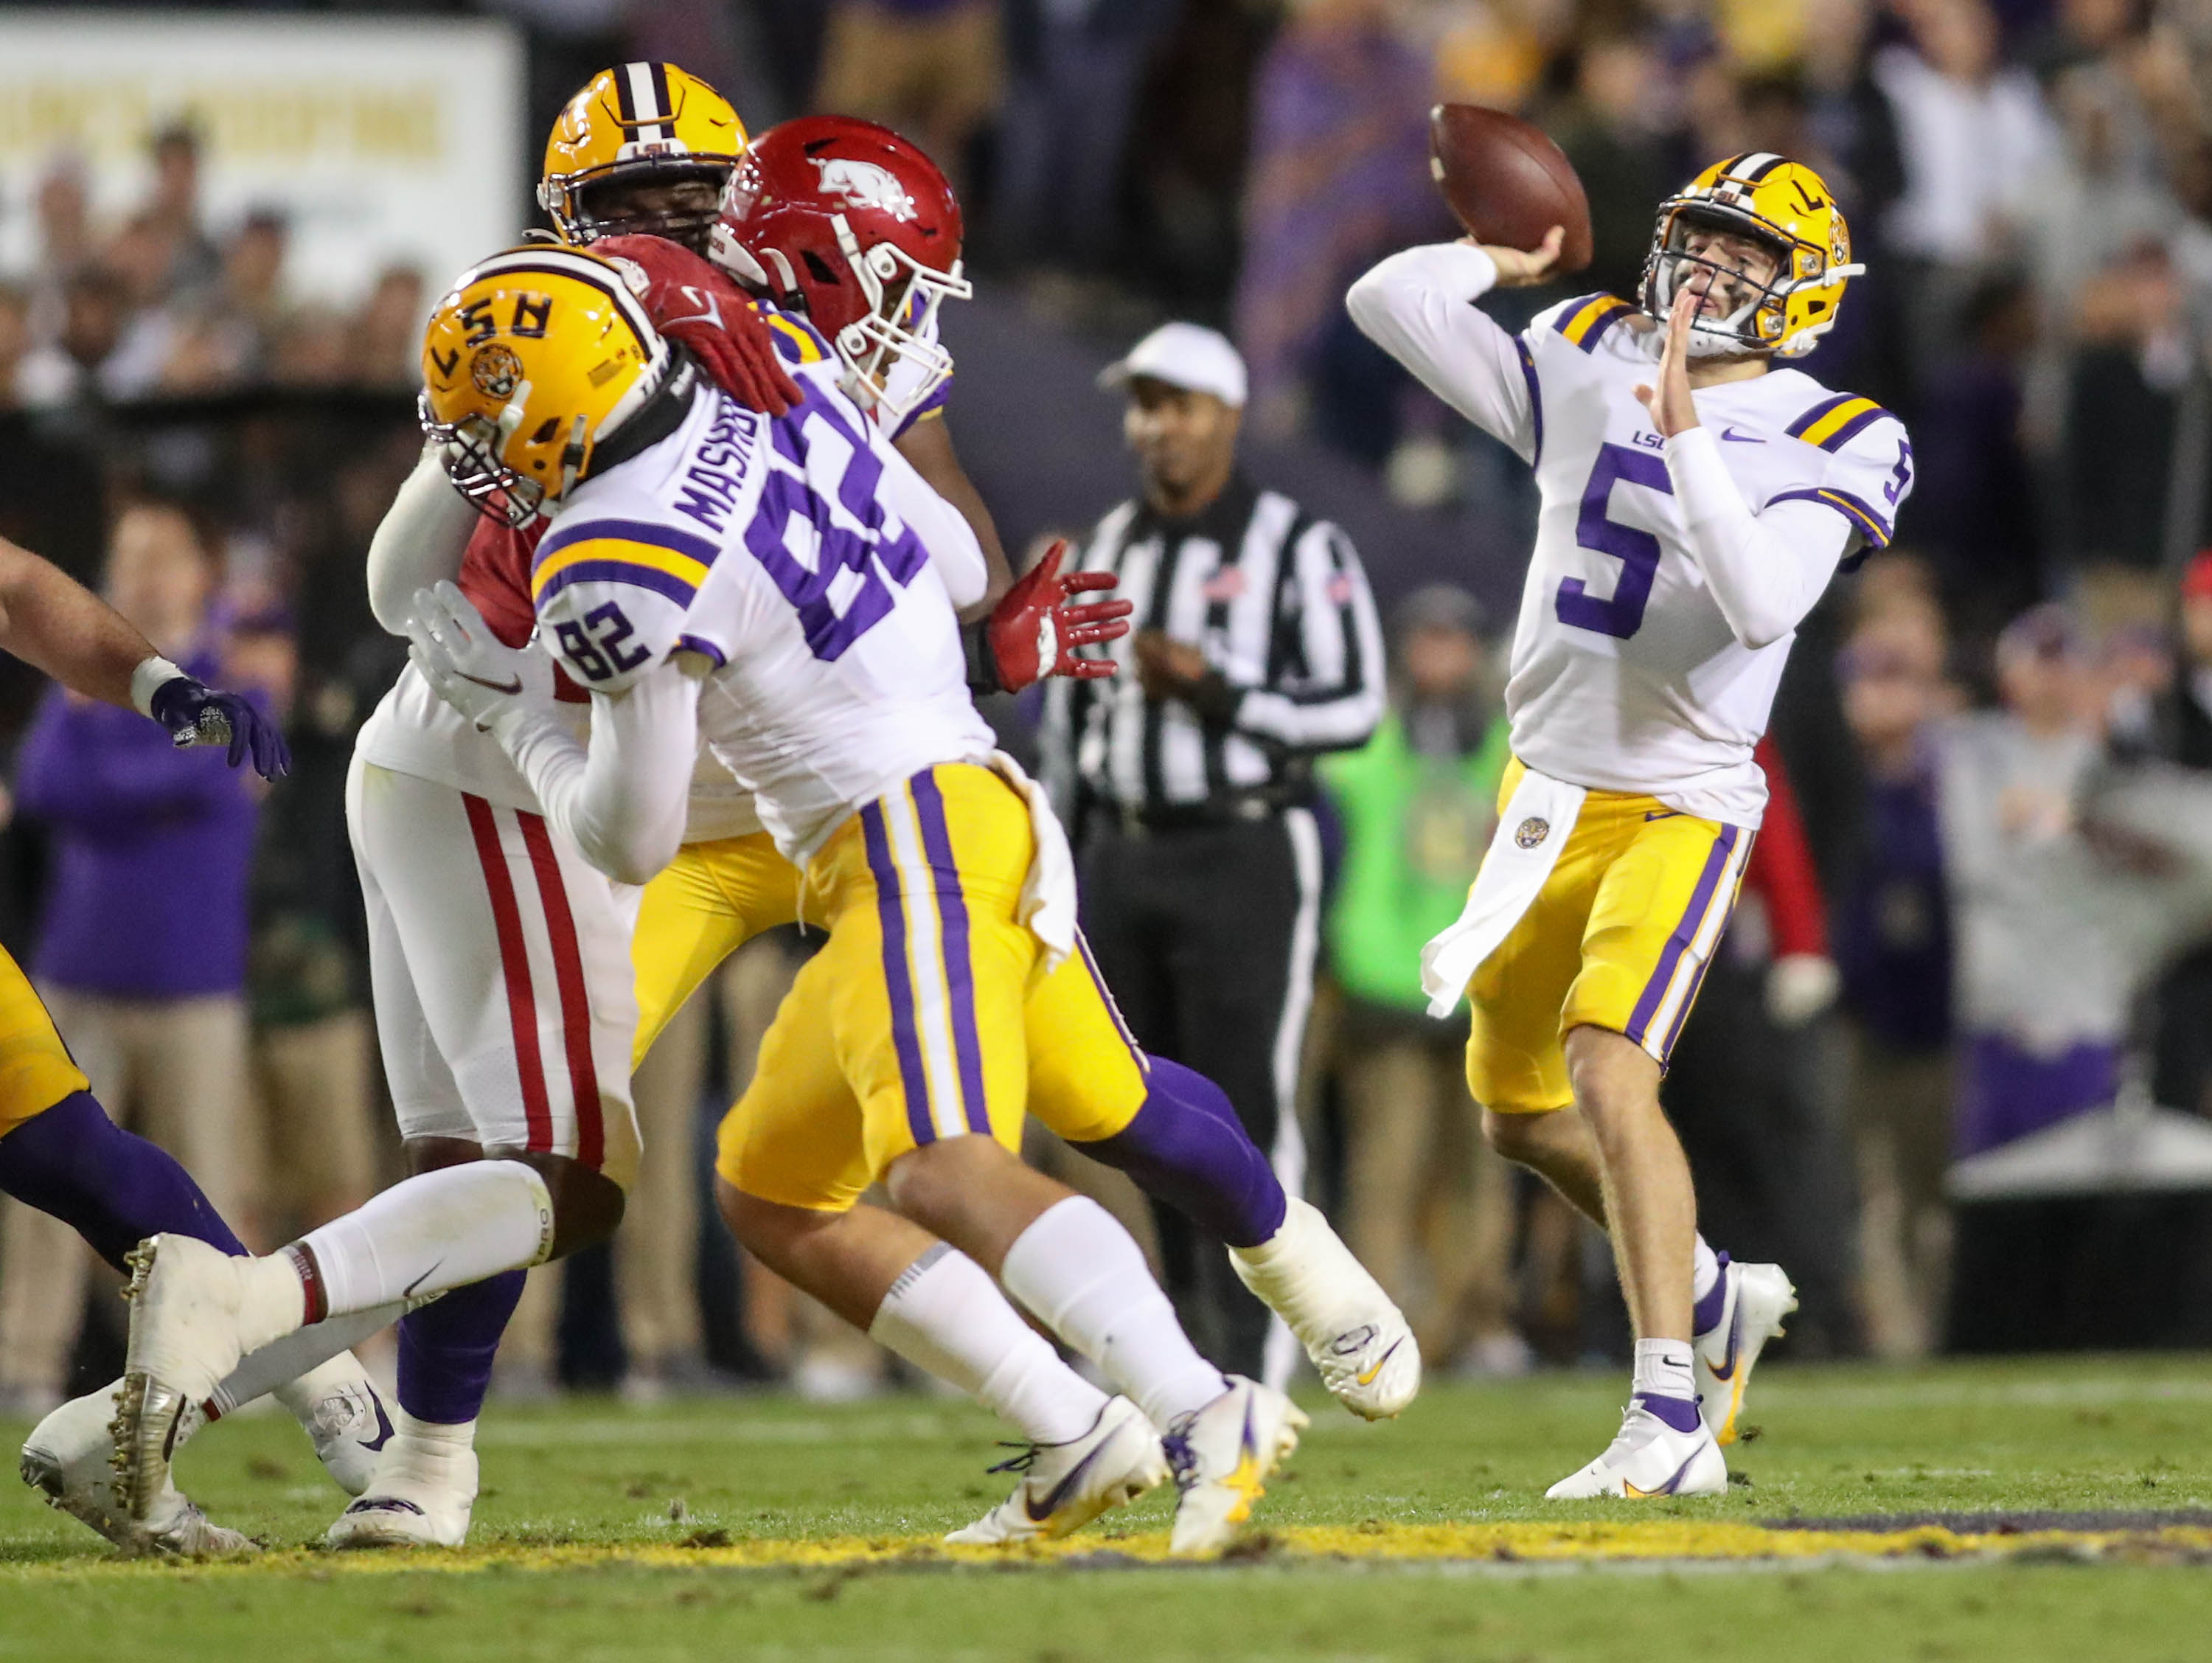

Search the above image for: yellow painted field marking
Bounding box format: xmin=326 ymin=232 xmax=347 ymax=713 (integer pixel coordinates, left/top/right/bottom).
xmin=5 ymin=1520 xmax=2210 ymax=1579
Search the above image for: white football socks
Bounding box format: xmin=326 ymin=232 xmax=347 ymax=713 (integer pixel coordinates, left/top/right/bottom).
xmin=1691 ymin=1235 xmax=1722 ymax=1308
xmin=1632 ymin=1337 xmax=1697 ymax=1405
xmin=998 ymin=1197 xmax=1227 ymax=1430
xmin=389 ymin=1406 xmax=477 ymax=1454
xmin=285 ymin=1161 xmax=555 ymax=1323
xmin=209 ymin=1303 xmax=414 ymax=1418
xmin=869 ymin=1243 xmax=1109 ymax=1445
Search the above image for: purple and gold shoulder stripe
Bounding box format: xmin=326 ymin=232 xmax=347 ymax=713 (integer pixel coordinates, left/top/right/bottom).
xmin=1784 ymin=393 xmax=1890 ymax=454
xmin=765 ymin=310 xmax=830 ymax=367
xmin=531 ymin=516 xmax=719 ymax=607
xmin=1554 ymin=294 xmax=1635 ymax=353
xmin=1766 ymin=486 xmax=1893 ymax=549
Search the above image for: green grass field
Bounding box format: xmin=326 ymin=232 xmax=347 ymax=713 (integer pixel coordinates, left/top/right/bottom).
xmin=6 ymin=1356 xmax=2212 ymax=1661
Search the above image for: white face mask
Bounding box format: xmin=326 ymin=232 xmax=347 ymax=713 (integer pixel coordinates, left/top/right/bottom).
xmin=827 ymin=214 xmax=972 ymax=426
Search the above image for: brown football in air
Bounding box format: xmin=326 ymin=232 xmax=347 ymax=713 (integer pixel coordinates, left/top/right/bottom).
xmin=1428 ymin=103 xmax=1594 ymax=274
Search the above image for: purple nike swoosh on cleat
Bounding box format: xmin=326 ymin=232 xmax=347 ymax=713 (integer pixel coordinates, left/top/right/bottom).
xmin=1708 ymin=1301 xmax=1747 ymax=1383
xmin=362 ymin=1392 xmax=395 ymax=1454
xmin=344 ymin=1496 xmax=425 ymax=1516
xmin=1624 ymin=1451 xmax=1700 ymax=1499
xmin=1023 ymin=1437 xmax=1115 ymax=1523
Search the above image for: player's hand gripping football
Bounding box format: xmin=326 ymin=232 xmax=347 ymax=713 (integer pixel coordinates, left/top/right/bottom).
xmin=593 ymin=233 xmax=804 ymax=418
xmin=148 ymin=676 xmax=291 ymax=779
xmin=987 ymin=539 xmax=1133 ymax=691
xmin=1470 ymin=223 xmax=1565 ymax=288
xmin=1635 ymin=283 xmax=1701 ymax=439
xmin=406 ymin=580 xmax=540 ymax=735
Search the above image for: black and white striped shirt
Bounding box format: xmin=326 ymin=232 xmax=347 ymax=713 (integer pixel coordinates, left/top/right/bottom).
xmin=1043 ymin=477 xmax=1385 ymax=819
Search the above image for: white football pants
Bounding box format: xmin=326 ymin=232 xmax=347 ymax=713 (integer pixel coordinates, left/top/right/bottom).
xmin=347 ymin=753 xmax=643 ymax=1188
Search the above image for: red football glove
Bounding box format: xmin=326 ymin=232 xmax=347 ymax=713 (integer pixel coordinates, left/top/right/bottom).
xmin=591 ymin=234 xmax=804 ymax=418
xmin=987 ymin=539 xmax=1133 ymax=692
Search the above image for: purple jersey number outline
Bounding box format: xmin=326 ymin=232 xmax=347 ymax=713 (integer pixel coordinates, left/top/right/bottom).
xmin=742 ymin=382 xmax=930 ymax=662
xmin=1555 ymin=442 xmax=1672 ymax=641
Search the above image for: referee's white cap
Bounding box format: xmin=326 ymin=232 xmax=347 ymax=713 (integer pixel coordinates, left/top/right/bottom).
xmin=1099 ymin=322 xmax=1248 ymax=409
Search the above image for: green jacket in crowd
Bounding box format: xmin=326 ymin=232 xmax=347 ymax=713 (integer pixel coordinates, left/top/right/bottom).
xmin=1320 ymin=707 xmax=1512 ymax=1014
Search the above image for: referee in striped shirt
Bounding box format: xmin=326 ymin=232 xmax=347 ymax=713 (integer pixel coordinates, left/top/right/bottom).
xmin=1042 ymin=322 xmax=1385 ymax=1380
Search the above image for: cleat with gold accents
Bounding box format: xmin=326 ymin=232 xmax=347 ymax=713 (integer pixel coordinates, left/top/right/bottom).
xmin=111 ymin=1235 xmax=274 ymax=1521
xmin=1694 ymin=1259 xmax=1796 ymax=1446
xmin=23 ymin=1385 xmax=253 ymax=1558
xmin=1545 ymin=1403 xmax=1727 ymax=1500
xmin=945 ymin=1396 xmax=1169 ymax=1545
xmin=1164 ymin=1376 xmax=1307 ymax=1557
xmin=1230 ymin=1200 xmax=1421 ymax=1419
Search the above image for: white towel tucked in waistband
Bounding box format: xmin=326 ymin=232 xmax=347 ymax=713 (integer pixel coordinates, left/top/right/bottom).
xmin=987 ymin=750 xmax=1078 ymax=973
xmin=1419 ymin=765 xmax=1587 ymax=1018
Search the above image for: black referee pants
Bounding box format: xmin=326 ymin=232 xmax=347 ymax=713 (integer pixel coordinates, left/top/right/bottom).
xmin=1077 ymin=808 xmax=1322 ymax=1381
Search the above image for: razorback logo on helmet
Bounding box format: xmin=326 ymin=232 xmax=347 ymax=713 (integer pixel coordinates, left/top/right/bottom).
xmin=812 ymin=157 xmax=917 ymax=222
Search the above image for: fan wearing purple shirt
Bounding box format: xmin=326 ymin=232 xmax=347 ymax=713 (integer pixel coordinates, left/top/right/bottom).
xmin=0 ymin=504 xmax=380 ymax=1556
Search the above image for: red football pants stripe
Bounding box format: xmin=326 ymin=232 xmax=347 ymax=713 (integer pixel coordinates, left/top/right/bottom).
xmin=515 ymin=810 xmax=605 ymax=1170
xmin=462 ymin=794 xmax=554 ymax=1153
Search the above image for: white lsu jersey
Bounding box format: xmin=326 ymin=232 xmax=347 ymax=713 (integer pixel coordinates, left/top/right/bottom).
xmin=1349 ymin=249 xmax=1914 ymax=826
xmin=528 ymin=332 xmax=995 ymax=864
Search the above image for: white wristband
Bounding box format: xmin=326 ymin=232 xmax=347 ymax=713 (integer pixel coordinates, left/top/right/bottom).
xmin=130 ymin=656 xmax=187 ymax=718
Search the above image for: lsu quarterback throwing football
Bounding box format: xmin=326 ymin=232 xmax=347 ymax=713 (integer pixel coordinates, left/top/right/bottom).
xmin=1349 ymin=153 xmax=1913 ymax=1498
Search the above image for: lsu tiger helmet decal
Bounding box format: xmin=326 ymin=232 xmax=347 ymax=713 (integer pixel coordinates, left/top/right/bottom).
xmin=538 ymin=62 xmax=747 ymax=252
xmin=420 ymin=246 xmax=681 ymax=526
xmin=1639 ymin=153 xmax=1863 ymax=359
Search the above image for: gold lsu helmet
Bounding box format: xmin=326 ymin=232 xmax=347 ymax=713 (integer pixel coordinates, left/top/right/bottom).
xmin=538 ymin=62 xmax=747 ymax=249
xmin=420 ymin=246 xmax=677 ymax=526
xmin=1639 ymin=153 xmax=1864 ymax=358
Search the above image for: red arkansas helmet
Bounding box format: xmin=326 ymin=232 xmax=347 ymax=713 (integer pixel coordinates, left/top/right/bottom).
xmin=709 ymin=115 xmax=970 ymax=426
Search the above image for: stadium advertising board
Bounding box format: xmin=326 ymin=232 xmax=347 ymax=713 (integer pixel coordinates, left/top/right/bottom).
xmin=0 ymin=10 xmax=524 ymax=306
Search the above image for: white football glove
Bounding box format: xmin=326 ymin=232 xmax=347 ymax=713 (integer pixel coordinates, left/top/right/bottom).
xmin=406 ymin=580 xmax=542 ymax=737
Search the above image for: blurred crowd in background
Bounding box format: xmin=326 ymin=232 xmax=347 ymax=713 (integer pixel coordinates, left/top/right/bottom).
xmin=10 ymin=0 xmax=2212 ymax=1410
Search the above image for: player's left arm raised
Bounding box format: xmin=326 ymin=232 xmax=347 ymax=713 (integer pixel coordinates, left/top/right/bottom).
xmin=0 ymin=533 xmax=289 ymax=777
xmin=1639 ymin=288 xmax=1913 ymax=650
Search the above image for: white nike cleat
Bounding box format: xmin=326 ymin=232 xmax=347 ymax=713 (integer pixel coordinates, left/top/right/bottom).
xmin=287 ymin=1372 xmax=395 ymax=1498
xmin=112 ymin=1235 xmax=288 ymax=1521
xmin=1164 ymin=1376 xmax=1307 ymax=1558
xmin=325 ymin=1428 xmax=477 ymax=1549
xmin=945 ymin=1396 xmax=1169 ymax=1545
xmin=1545 ymin=1404 xmax=1728 ymax=1500
xmin=21 ymin=1387 xmax=253 ymax=1558
xmin=1693 ymin=1260 xmax=1797 ymax=1446
xmin=1230 ymin=1199 xmax=1421 ymax=1419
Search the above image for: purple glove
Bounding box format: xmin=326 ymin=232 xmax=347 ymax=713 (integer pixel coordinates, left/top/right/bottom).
xmin=147 ymin=676 xmax=291 ymax=780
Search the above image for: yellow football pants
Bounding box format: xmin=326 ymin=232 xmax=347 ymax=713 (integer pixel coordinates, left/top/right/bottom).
xmin=633 ymin=811 xmax=1149 ymax=1201
xmin=1466 ymin=758 xmax=1755 ymax=1115
xmin=0 ymin=945 xmax=91 ymax=1140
